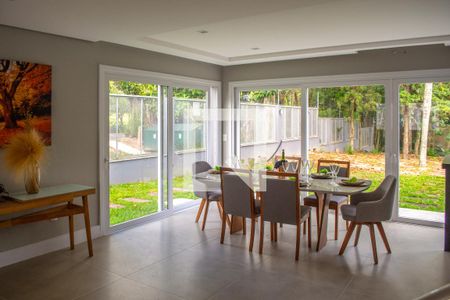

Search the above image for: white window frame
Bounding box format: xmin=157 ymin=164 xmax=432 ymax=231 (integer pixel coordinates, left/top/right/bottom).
xmin=228 ymin=68 xmax=450 ymax=227
xmin=99 ymin=65 xmax=221 ymax=235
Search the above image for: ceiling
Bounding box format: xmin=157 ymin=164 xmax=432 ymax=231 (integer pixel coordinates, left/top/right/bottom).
xmin=1 ymin=0 xmax=449 ymax=65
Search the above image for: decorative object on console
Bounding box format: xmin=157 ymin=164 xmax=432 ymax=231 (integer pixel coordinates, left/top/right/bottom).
xmin=0 ymin=59 xmax=52 ymax=147
xmin=4 ymin=123 xmax=46 ymax=194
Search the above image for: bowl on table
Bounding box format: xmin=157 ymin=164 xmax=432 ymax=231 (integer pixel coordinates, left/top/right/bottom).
xmin=311 ymin=173 xmax=332 ymax=179
xmin=338 ymin=178 xmax=369 ymax=187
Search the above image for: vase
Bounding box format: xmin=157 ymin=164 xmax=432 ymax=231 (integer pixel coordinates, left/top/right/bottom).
xmin=24 ymin=163 xmax=40 ymax=194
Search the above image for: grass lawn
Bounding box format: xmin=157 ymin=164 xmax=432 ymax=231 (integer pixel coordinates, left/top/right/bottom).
xmin=110 ymin=155 xmax=445 ymax=225
xmin=109 ymin=176 xmax=196 ymax=225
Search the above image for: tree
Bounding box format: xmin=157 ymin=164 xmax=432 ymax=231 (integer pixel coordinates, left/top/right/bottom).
xmin=0 ymin=60 xmax=37 ymax=128
xmin=419 ymin=83 xmax=433 ymax=167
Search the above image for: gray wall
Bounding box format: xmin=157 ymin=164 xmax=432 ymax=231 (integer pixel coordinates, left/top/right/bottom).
xmin=222 ymin=45 xmax=450 ymax=160
xmin=0 ymin=25 xmax=221 ymax=252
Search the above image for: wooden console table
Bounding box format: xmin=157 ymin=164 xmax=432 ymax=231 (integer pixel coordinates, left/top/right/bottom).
xmin=0 ymin=184 xmax=96 ymax=256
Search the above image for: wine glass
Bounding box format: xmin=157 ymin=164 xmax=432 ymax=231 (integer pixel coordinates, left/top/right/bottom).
xmin=329 ymin=164 xmax=340 ymax=185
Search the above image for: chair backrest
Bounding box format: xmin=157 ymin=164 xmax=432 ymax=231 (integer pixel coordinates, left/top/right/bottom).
xmin=274 ymin=155 xmax=301 ymax=173
xmin=192 ymin=161 xmax=212 ymax=198
xmin=259 ymin=171 xmax=300 ymax=225
xmin=317 ymin=159 xmax=350 ymax=177
xmin=220 ymin=167 xmax=256 ymax=218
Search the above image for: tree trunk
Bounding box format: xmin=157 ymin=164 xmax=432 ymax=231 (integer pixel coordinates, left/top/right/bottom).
xmin=358 ymin=119 xmax=363 ymax=150
xmin=0 ymin=94 xmax=18 ymax=128
xmin=414 ymin=130 xmax=420 ymax=155
xmin=349 ymin=101 xmax=355 ymax=151
xmin=402 ymin=104 xmax=410 ymax=159
xmin=419 ymin=83 xmax=433 ymax=167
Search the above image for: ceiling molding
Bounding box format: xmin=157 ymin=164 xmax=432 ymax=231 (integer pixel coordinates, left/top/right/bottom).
xmin=137 ymin=35 xmax=450 ymax=66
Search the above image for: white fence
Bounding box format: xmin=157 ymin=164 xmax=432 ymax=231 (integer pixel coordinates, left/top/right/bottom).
xmin=240 ymin=103 xmax=375 ymax=151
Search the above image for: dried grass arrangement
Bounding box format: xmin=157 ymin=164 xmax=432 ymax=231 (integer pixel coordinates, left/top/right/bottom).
xmin=4 ymin=127 xmax=46 ymax=194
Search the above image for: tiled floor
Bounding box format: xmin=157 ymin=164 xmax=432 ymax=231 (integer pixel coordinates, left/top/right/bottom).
xmin=0 ymin=207 xmax=449 ymax=300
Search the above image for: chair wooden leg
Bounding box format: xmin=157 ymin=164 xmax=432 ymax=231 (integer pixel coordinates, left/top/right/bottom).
xmin=220 ymin=207 xmax=226 ymax=244
xmin=280 ymin=223 xmax=283 ymax=228
xmin=339 ymin=221 xmax=356 ymax=255
xmin=201 ymin=200 xmax=210 ymax=231
xmin=334 ymin=208 xmax=339 ymax=240
xmin=249 ymin=218 xmax=256 ymax=252
xmin=307 ymin=215 xmax=312 ymax=249
xmin=346 ymin=220 xmax=349 ymax=230
xmin=295 ymin=222 xmax=301 ymax=261
xmin=354 ymin=224 xmax=362 ymax=246
xmin=369 ymin=223 xmax=378 ymax=264
xmin=259 ymin=218 xmax=264 ymax=254
xmin=376 ymin=222 xmax=392 ymax=254
xmin=242 ymin=217 xmax=247 ymax=235
xmin=195 ymin=198 xmax=206 ymax=223
xmin=270 ymin=222 xmax=274 ymax=241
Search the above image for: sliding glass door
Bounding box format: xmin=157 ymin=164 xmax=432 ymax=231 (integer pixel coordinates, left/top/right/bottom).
xmin=171 ymin=87 xmax=210 ymax=209
xmin=307 ymin=85 xmax=386 ymax=192
xmin=398 ymin=81 xmax=449 ymax=223
xmin=237 ymin=88 xmax=302 ymax=166
xmin=108 ymin=80 xmax=164 ymax=226
xmin=100 ymin=66 xmax=220 ymax=232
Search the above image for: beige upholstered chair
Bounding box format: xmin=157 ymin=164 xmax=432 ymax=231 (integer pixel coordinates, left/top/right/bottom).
xmin=303 ymin=159 xmax=351 ymax=240
xmin=192 ymin=161 xmax=222 ymax=230
xmin=339 ymin=175 xmax=397 ymax=264
xmin=220 ymin=167 xmax=260 ymax=252
xmin=258 ymin=171 xmax=311 ymax=260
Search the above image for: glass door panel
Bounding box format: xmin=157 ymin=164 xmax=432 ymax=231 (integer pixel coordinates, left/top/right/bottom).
xmin=172 ymin=87 xmax=209 ymax=208
xmin=108 ymin=80 xmax=162 ymax=226
xmin=398 ymin=81 xmax=449 ymax=223
xmin=307 ymin=85 xmax=386 ymax=191
xmin=238 ymin=88 xmax=302 ymax=167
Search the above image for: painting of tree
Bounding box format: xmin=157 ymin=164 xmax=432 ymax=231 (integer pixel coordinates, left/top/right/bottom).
xmin=0 ymin=59 xmax=51 ymax=147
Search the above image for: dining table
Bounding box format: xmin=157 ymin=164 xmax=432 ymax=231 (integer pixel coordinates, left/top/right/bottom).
xmin=194 ymin=170 xmax=371 ymax=251
xmin=301 ymin=177 xmax=371 ymax=251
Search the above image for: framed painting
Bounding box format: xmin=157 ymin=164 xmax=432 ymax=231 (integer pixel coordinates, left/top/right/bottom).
xmin=0 ymin=59 xmax=52 ymax=147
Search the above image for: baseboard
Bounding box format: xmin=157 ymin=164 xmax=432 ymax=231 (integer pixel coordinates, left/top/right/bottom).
xmin=0 ymin=225 xmax=102 ymax=268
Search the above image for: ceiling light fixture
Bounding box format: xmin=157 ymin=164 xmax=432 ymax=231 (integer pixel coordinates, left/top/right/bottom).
xmin=197 ymin=30 xmax=208 ymax=34
xmin=251 ymin=47 xmax=260 ymax=50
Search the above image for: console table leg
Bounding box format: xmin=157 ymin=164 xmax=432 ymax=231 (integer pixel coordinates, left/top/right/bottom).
xmin=68 ymin=201 xmax=75 ymax=250
xmin=82 ymin=196 xmax=93 ymax=257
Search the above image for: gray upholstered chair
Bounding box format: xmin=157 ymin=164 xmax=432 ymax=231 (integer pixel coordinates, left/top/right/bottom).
xmin=258 ymin=171 xmax=311 ymax=260
xmin=192 ymin=161 xmax=222 ymax=230
xmin=339 ymin=175 xmax=397 ymax=264
xmin=303 ymin=159 xmax=351 ymax=240
xmin=220 ymin=167 xmax=260 ymax=251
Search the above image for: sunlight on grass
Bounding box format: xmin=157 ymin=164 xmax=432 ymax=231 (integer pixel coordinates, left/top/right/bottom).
xmin=109 ymin=176 xmax=196 ymax=225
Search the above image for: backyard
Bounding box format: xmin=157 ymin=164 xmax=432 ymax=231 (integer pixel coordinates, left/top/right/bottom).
xmin=109 ymin=152 xmax=445 ymax=225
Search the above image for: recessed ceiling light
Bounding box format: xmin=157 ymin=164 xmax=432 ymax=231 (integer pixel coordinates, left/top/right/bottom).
xmin=251 ymin=47 xmax=260 ymax=50
xmin=197 ymin=30 xmax=208 ymax=34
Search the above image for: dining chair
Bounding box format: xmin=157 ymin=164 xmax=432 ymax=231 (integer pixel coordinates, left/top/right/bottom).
xmin=339 ymin=175 xmax=396 ymax=264
xmin=258 ymin=171 xmax=311 ymax=260
xmin=220 ymin=167 xmax=260 ymax=251
xmin=303 ymin=159 xmax=351 ymax=240
xmin=274 ymin=155 xmax=302 ymax=229
xmin=192 ymin=161 xmax=223 ymax=231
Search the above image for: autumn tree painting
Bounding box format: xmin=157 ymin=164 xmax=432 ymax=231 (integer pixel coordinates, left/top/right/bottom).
xmin=0 ymin=59 xmax=51 ymax=147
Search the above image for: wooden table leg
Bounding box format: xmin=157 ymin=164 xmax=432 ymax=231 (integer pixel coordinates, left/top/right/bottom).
xmin=316 ymin=193 xmax=331 ymax=252
xmin=230 ymin=215 xmax=243 ymax=234
xmin=68 ymin=200 xmax=75 ymax=250
xmin=82 ymin=195 xmax=93 ymax=257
